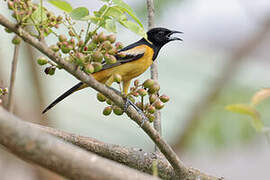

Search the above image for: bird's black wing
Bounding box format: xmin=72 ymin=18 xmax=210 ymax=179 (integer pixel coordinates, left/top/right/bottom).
xmin=100 ymin=38 xmax=151 ymax=71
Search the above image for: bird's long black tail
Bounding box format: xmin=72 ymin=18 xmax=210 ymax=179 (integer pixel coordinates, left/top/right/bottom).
xmin=42 ymin=82 xmax=84 ymax=114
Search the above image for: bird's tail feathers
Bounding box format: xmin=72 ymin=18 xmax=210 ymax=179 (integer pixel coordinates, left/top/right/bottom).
xmin=42 ymin=82 xmax=85 ymax=114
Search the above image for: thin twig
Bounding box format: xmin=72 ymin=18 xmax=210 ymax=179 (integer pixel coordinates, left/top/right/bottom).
xmin=7 ymin=44 xmax=20 ymax=112
xmin=173 ymin=17 xmax=270 ymax=151
xmin=0 ymin=107 xmax=160 ymax=180
xmin=146 ymin=0 xmax=162 ymax=153
xmin=0 ymin=14 xmax=221 ymax=179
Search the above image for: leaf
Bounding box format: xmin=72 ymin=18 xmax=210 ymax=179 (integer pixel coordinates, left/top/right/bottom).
xmin=251 ymin=88 xmax=270 ymax=106
xmin=119 ymin=20 xmax=146 ymax=37
xmin=31 ymin=5 xmax=47 ymax=23
xmin=112 ymin=0 xmax=144 ymax=28
xmin=106 ymin=6 xmax=123 ymax=19
xmin=70 ymin=7 xmax=89 ymax=20
xmin=226 ymin=104 xmax=264 ymax=131
xmin=48 ymin=0 xmax=72 ymax=12
xmin=105 ymin=19 xmax=117 ymax=32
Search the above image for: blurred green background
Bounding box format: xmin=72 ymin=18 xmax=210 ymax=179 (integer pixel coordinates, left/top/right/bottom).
xmin=0 ymin=0 xmax=270 ymax=179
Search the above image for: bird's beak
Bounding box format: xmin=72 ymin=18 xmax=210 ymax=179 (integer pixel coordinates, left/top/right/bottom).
xmin=168 ymin=31 xmax=183 ymax=41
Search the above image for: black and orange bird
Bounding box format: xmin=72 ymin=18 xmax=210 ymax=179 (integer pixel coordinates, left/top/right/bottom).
xmin=42 ymin=27 xmax=182 ymax=114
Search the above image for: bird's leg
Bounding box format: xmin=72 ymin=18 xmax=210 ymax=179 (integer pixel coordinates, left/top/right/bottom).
xmin=106 ymin=85 xmax=148 ymax=126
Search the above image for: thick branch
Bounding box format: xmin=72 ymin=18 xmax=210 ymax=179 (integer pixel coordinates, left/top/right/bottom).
xmin=30 ymin=122 xmax=176 ymax=179
xmin=0 ymin=107 xmax=159 ymax=180
xmin=0 ymin=14 xmax=220 ymax=179
xmin=27 ymin=120 xmax=220 ymax=180
xmin=7 ymin=44 xmax=20 ymax=112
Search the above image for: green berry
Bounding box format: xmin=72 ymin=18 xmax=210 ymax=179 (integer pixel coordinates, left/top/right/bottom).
xmin=148 ymin=83 xmax=160 ymax=94
xmin=92 ymin=51 xmax=103 ymax=62
xmin=147 ymin=105 xmax=156 ymax=114
xmin=115 ymin=42 xmax=124 ymax=50
xmin=107 ymin=34 xmax=116 ymax=43
xmin=88 ymin=42 xmax=97 ymax=51
xmin=44 ymin=66 xmax=56 ymax=75
xmin=93 ymin=62 xmax=103 ymax=72
xmin=154 ymin=100 xmax=164 ymax=110
xmin=58 ymin=34 xmax=67 ymax=42
xmin=98 ymin=32 xmax=107 ymax=42
xmin=49 ymin=44 xmax=59 ymax=52
xmin=85 ymin=63 xmax=94 ymax=74
xmin=113 ymin=106 xmax=124 ymax=116
xmin=103 ymin=106 xmax=112 ymax=116
xmin=108 ymin=47 xmax=117 ymax=55
xmin=4 ymin=28 xmax=12 ymax=33
xmin=12 ymin=36 xmax=21 ymax=45
xmin=97 ymin=93 xmax=106 ymax=102
xmin=105 ymin=54 xmax=116 ymax=64
xmin=149 ymin=94 xmax=158 ymax=104
xmin=106 ymin=99 xmax=113 ymax=105
xmin=37 ymin=56 xmax=48 ymax=65
xmin=146 ymin=113 xmax=155 ymax=122
xmin=160 ymin=94 xmax=170 ymax=103
xmin=143 ymin=79 xmax=155 ymax=89
xmin=102 ymin=40 xmax=112 ymax=50
xmin=137 ymin=88 xmax=147 ymax=97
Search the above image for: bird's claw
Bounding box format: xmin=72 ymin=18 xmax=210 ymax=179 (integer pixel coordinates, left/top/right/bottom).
xmin=106 ymin=85 xmax=149 ymax=126
xmin=124 ymin=97 xmax=148 ymax=126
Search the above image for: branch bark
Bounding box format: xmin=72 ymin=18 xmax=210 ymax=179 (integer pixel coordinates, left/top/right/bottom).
xmin=146 ymin=0 xmax=162 ymax=151
xmin=7 ymin=44 xmax=20 ymax=112
xmin=30 ymin=122 xmax=176 ymax=179
xmin=0 ymin=107 xmax=159 ymax=180
xmin=18 ymin=116 xmax=221 ymax=180
xmin=0 ymin=14 xmax=221 ymax=180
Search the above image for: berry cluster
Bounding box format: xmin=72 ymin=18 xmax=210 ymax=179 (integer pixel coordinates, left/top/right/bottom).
xmin=99 ymin=79 xmax=170 ymax=122
xmin=6 ymin=0 xmax=63 ymax=43
xmin=37 ymin=31 xmax=123 ymax=75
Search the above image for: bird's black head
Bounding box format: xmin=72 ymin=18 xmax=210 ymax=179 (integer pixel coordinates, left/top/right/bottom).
xmin=146 ymin=27 xmax=182 ymax=48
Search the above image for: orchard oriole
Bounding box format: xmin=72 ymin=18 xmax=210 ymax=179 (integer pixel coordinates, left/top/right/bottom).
xmin=42 ymin=27 xmax=182 ymax=114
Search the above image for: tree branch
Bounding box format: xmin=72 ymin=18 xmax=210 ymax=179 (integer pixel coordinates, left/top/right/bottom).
xmin=146 ymin=0 xmax=162 ymax=153
xmin=7 ymin=44 xmax=20 ymax=112
xmin=0 ymin=14 xmax=221 ymax=179
xmin=29 ymin=122 xmax=175 ymax=179
xmin=19 ymin=117 xmax=221 ymax=180
xmin=0 ymin=107 xmax=159 ymax=180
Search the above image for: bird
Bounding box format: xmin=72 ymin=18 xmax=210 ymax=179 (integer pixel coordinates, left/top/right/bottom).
xmin=42 ymin=27 xmax=182 ymax=114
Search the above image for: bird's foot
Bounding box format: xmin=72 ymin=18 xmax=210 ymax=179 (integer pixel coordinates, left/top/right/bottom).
xmin=106 ymin=85 xmax=148 ymax=126
xmin=123 ymin=97 xmax=148 ymax=126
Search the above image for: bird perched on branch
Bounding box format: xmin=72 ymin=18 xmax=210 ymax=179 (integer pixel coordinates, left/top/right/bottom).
xmin=42 ymin=27 xmax=182 ymax=114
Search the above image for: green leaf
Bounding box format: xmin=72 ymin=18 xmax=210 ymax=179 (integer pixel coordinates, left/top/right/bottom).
xmin=106 ymin=6 xmax=123 ymax=19
xmin=120 ymin=20 xmax=146 ymax=37
xmin=112 ymin=0 xmax=144 ymax=28
xmin=226 ymin=104 xmax=264 ymax=131
xmin=105 ymin=19 xmax=117 ymax=32
xmin=95 ymin=5 xmax=108 ymax=17
xmin=251 ymin=88 xmax=270 ymax=106
xmin=48 ymin=0 xmax=72 ymax=12
xmin=70 ymin=7 xmax=89 ymax=20
xmin=31 ymin=5 xmax=47 ymax=23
